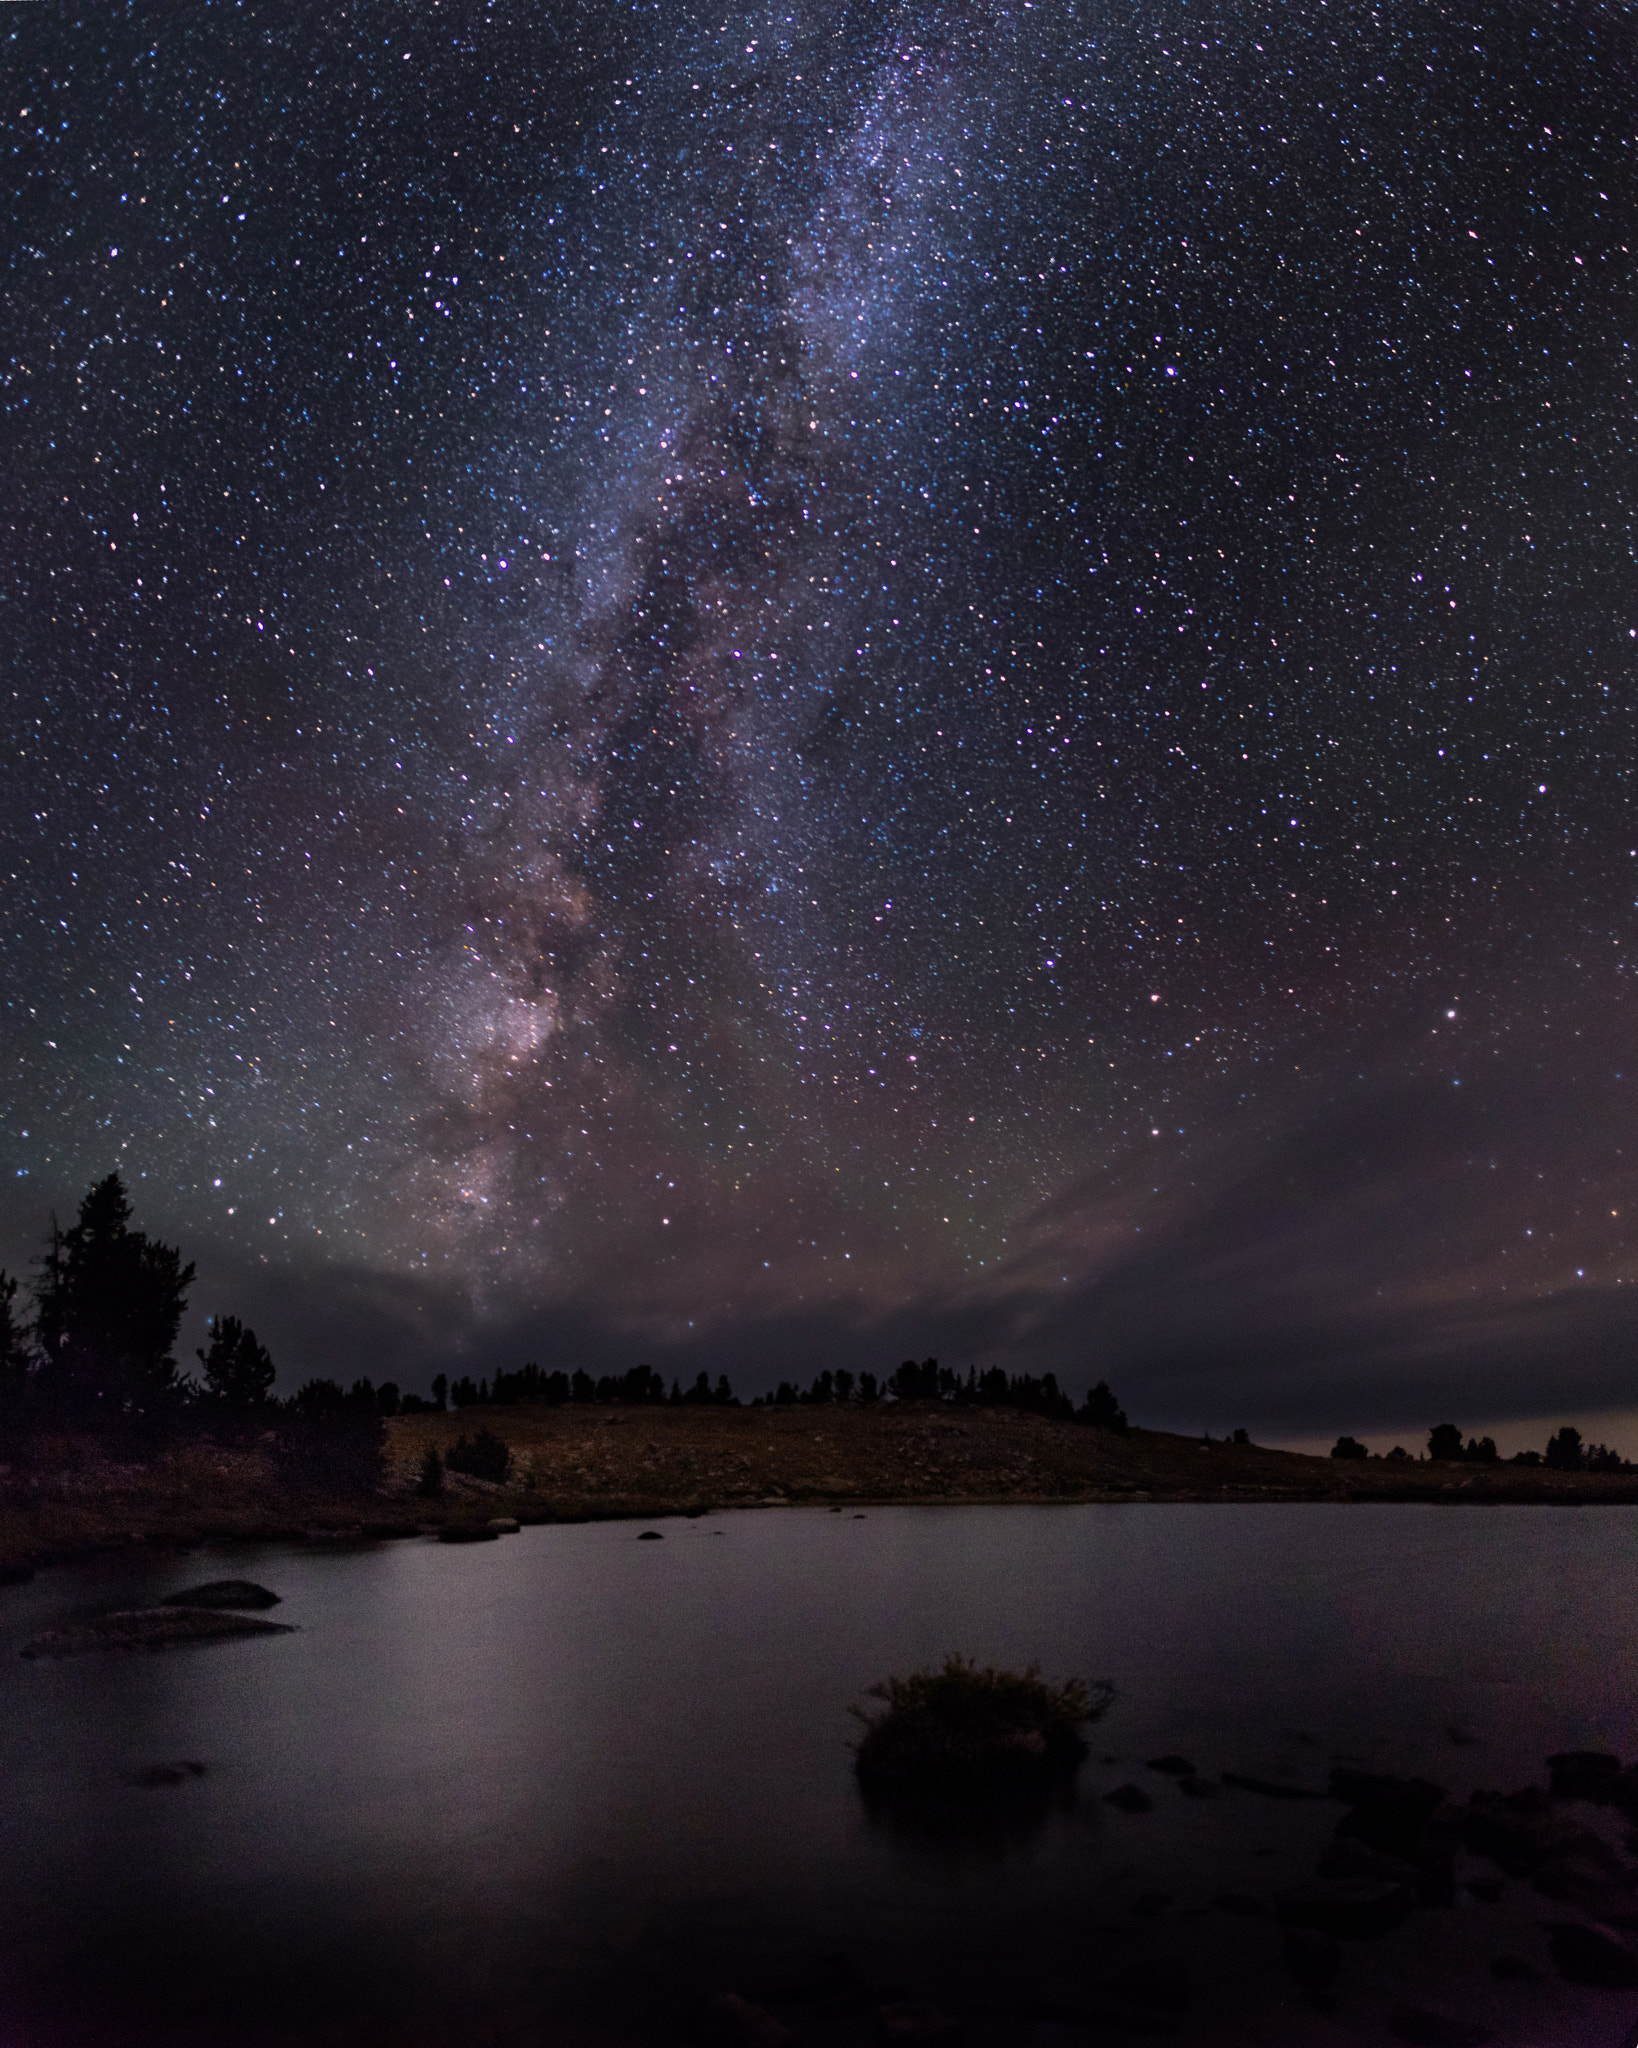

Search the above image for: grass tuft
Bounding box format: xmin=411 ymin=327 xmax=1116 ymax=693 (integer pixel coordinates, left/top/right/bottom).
xmin=852 ymin=1654 xmax=1112 ymax=1797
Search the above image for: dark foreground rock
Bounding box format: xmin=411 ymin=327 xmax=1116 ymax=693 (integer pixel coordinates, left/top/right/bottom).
xmin=22 ymin=1606 xmax=295 ymax=1657
xmin=438 ymin=1523 xmax=501 ymax=1543
xmin=1329 ymin=1768 xmax=1446 ymax=1857
xmin=1545 ymin=1920 xmax=1638 ymax=1988
xmin=1387 ymin=2004 xmax=1495 ymax=2047
xmin=1546 ymin=1749 xmax=1623 ymax=1802
xmin=1276 ymin=1876 xmax=1416 ymax=1938
xmin=161 ymin=1579 xmax=280 ymax=1609
xmin=1464 ymin=1786 xmax=1611 ymax=1875
xmin=1282 ymin=1926 xmax=1342 ymax=2004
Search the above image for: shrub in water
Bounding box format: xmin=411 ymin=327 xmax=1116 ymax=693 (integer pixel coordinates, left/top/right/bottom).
xmin=445 ymin=1426 xmax=511 ymax=1485
xmin=852 ymin=1655 xmax=1111 ymax=1798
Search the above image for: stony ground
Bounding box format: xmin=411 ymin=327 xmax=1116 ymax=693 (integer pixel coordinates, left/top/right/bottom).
xmin=3 ymin=1406 xmax=1636 ymax=1576
xmin=386 ymin=1404 xmax=1638 ymax=1516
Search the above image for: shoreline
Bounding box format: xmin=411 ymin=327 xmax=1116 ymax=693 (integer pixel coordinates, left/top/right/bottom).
xmin=5 ymin=1407 xmax=1638 ymax=1580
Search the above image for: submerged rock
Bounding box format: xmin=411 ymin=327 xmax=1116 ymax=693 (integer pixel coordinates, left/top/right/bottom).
xmin=1387 ymin=2004 xmax=1494 ymax=2047
xmin=1211 ymin=1892 xmax=1271 ymax=1920
xmin=1103 ymin=1782 xmax=1155 ymax=1813
xmin=676 ymin=1991 xmax=795 ymax=2048
xmin=874 ymin=2000 xmax=962 ymax=2045
xmin=1221 ymin=1771 xmax=1329 ymax=1801
xmin=122 ymin=1759 xmax=206 ymax=1788
xmin=161 ymin=1579 xmax=280 ymax=1610
xmin=22 ymin=1607 xmax=294 ymax=1657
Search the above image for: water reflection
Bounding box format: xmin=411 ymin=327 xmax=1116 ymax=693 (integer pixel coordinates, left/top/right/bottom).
xmin=859 ymin=1769 xmax=1087 ymax=1860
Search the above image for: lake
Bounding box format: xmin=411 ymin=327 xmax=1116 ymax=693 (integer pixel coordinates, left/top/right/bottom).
xmin=4 ymin=1504 xmax=1638 ymax=2045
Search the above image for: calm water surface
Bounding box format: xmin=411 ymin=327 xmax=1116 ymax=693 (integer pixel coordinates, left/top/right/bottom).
xmin=4 ymin=1504 xmax=1638 ymax=2044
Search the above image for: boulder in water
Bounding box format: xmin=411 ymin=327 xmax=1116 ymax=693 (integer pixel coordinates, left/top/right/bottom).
xmin=162 ymin=1580 xmax=280 ymax=1610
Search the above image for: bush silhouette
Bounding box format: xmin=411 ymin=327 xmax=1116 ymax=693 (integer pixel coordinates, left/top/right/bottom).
xmin=446 ymin=1427 xmax=511 ymax=1484
xmin=1330 ymin=1435 xmax=1369 ymax=1460
xmin=416 ymin=1445 xmax=445 ymax=1497
xmin=852 ymin=1655 xmax=1112 ymax=1798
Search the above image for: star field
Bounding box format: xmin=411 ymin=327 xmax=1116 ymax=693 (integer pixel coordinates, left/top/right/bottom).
xmin=3 ymin=0 xmax=1636 ymax=1433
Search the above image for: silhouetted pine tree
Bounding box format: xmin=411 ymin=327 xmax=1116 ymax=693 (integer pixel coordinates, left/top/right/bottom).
xmin=196 ymin=1315 xmax=276 ymax=1405
xmin=33 ymin=1175 xmax=195 ymax=1416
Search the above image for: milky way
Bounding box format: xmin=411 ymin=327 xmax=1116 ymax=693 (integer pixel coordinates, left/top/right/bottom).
xmin=3 ymin=0 xmax=1636 ymax=1434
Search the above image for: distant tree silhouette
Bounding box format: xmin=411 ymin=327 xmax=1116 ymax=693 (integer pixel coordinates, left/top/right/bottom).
xmin=293 ymin=1377 xmax=347 ymax=1413
xmin=1330 ymin=1436 xmax=1369 ymax=1460
xmin=196 ymin=1315 xmax=276 ymax=1405
xmin=431 ymin=1373 xmax=449 ymax=1412
xmin=0 ymin=1270 xmax=28 ymax=1387
xmin=1545 ymin=1425 xmax=1584 ymax=1472
xmin=416 ymin=1444 xmax=445 ymax=1496
xmin=890 ymin=1357 xmax=941 ymax=1401
xmin=33 ymin=1174 xmax=195 ymax=1414
xmin=1427 ymin=1423 xmax=1464 ymax=1462
xmin=1464 ymin=1434 xmax=1498 ymax=1463
xmin=1081 ymin=1380 xmax=1129 ymax=1433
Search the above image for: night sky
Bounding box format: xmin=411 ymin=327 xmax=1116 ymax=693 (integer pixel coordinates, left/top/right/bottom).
xmin=3 ymin=0 xmax=1635 ymax=1440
